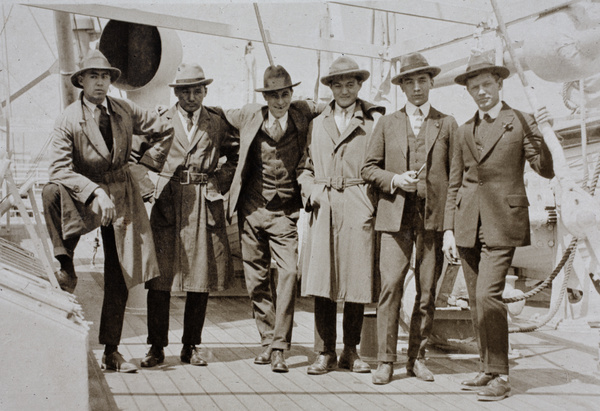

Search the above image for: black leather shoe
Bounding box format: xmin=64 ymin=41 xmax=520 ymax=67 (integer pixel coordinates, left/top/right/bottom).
xmin=372 ymin=362 xmax=393 ymax=385
xmin=55 ymin=269 xmax=77 ymax=293
xmin=461 ymin=372 xmax=494 ymax=391
xmin=181 ymin=345 xmax=207 ymax=366
xmin=141 ymin=346 xmax=165 ymax=368
xmin=254 ymin=346 xmax=273 ymax=365
xmin=407 ymin=359 xmax=434 ymax=381
xmin=271 ymin=349 xmax=288 ymax=373
xmin=102 ymin=352 xmax=138 ymax=373
xmin=477 ymin=376 xmax=511 ymax=401
xmin=338 ymin=347 xmax=371 ymax=373
xmin=307 ymin=352 xmax=337 ymax=375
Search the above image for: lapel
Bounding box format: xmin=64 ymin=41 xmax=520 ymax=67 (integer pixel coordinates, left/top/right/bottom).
xmin=187 ymin=106 xmax=211 ymax=153
xmin=480 ymin=103 xmax=515 ymax=161
xmin=334 ymin=101 xmax=365 ymax=150
xmin=108 ymin=98 xmax=128 ymax=163
xmin=424 ymin=107 xmax=442 ymax=156
xmin=463 ymin=114 xmax=479 ymax=162
xmin=321 ymin=103 xmax=339 ymax=147
xmin=393 ymin=108 xmax=409 ymax=159
xmin=239 ymin=106 xmax=266 ymax=165
xmin=169 ymin=106 xmax=190 ymax=151
xmin=78 ymin=98 xmax=112 ymax=163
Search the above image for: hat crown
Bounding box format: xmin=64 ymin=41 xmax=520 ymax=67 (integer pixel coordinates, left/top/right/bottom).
xmin=465 ymin=53 xmax=497 ymax=73
xmin=261 ymin=65 xmax=295 ymax=91
xmin=327 ymin=56 xmax=360 ymax=77
xmin=454 ymin=51 xmax=510 ymax=85
xmin=79 ymin=49 xmax=116 ymax=72
xmin=399 ymin=52 xmax=432 ymax=75
xmin=173 ymin=63 xmax=208 ymax=85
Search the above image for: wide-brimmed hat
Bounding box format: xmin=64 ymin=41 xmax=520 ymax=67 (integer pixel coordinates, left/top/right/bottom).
xmin=454 ymin=53 xmax=510 ymax=86
xmin=320 ymin=56 xmax=370 ymax=86
xmin=70 ymin=49 xmax=121 ymax=88
xmin=255 ymin=65 xmax=300 ymax=92
xmin=169 ymin=63 xmax=213 ymax=88
xmin=391 ymin=52 xmax=440 ymax=85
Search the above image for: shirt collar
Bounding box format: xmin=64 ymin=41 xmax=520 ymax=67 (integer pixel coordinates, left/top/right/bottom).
xmin=178 ymin=104 xmax=201 ymax=123
xmin=83 ymin=96 xmax=109 ymax=115
xmin=405 ymin=101 xmax=430 ymax=118
xmin=478 ymin=101 xmax=502 ymax=120
xmin=267 ymin=110 xmax=288 ymax=129
xmin=334 ymin=101 xmax=356 ymax=117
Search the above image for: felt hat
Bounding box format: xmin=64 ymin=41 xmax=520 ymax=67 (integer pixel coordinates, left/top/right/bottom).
xmin=169 ymin=63 xmax=213 ymax=87
xmin=320 ymin=56 xmax=370 ymax=86
xmin=255 ymin=65 xmax=300 ymax=92
xmin=391 ymin=52 xmax=440 ymax=85
xmin=454 ymin=52 xmax=510 ymax=86
xmin=70 ymin=49 xmax=121 ymax=88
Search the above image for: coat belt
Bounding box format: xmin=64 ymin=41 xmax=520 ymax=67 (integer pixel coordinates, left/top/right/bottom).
xmin=314 ymin=177 xmax=364 ymax=191
xmin=160 ymin=168 xmax=211 ymax=185
xmin=86 ymin=165 xmax=129 ymax=184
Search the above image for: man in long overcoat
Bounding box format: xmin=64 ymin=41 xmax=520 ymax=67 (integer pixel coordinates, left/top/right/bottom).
xmin=298 ymin=56 xmax=385 ymax=375
xmin=42 ymin=50 xmax=173 ymax=373
xmin=362 ymin=52 xmax=457 ymax=384
xmin=224 ymin=65 xmax=319 ymax=373
xmin=442 ymin=53 xmax=554 ymax=401
xmin=140 ymin=63 xmax=239 ymax=368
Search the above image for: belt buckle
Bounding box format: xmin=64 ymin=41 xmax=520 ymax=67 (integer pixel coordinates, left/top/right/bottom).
xmin=193 ymin=173 xmax=208 ymax=184
xmin=331 ymin=176 xmax=345 ymax=191
xmin=180 ymin=169 xmax=191 ymax=185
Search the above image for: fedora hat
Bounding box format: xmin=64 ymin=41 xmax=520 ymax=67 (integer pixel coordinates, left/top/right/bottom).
xmin=391 ymin=52 xmax=440 ymax=85
xmin=169 ymin=63 xmax=213 ymax=87
xmin=320 ymin=56 xmax=370 ymax=86
xmin=255 ymin=65 xmax=300 ymax=92
xmin=454 ymin=53 xmax=510 ymax=86
xmin=70 ymin=49 xmax=121 ymax=88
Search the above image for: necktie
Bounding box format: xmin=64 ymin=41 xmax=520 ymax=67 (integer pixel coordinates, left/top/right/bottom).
xmin=475 ymin=113 xmax=493 ymax=149
xmin=186 ymin=111 xmax=194 ymax=132
xmin=413 ymin=108 xmax=424 ymax=136
xmin=269 ymin=119 xmax=284 ymax=141
xmin=97 ymin=105 xmax=113 ymax=152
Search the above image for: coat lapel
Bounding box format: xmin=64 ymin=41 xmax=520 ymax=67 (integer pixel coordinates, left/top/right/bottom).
xmin=239 ymin=107 xmax=265 ymax=165
xmin=424 ymin=107 xmax=442 ymax=156
xmin=108 ymin=98 xmax=128 ymax=164
xmin=169 ymin=107 xmax=190 ymax=151
xmin=394 ymin=109 xmax=409 ymax=158
xmin=320 ymin=104 xmax=339 ymax=147
xmin=188 ymin=107 xmax=211 ymax=153
xmin=79 ymin=101 xmax=112 ymax=163
xmin=480 ymin=105 xmax=514 ymax=161
xmin=464 ymin=115 xmax=479 ymax=162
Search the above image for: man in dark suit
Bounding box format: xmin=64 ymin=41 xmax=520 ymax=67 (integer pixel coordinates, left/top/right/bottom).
xmin=443 ymin=53 xmax=554 ymax=401
xmin=362 ymin=52 xmax=457 ymax=385
xmin=224 ymin=65 xmax=319 ymax=373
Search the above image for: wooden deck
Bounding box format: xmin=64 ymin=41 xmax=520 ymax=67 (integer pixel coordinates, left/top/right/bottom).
xmin=74 ymin=263 xmax=600 ymax=411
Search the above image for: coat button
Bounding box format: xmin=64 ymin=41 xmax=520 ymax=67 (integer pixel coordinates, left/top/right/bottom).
xmin=479 ymin=181 xmax=483 ymax=186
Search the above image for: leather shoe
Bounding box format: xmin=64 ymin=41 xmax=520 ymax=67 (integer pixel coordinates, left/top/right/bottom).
xmin=338 ymin=347 xmax=371 ymax=373
xmin=461 ymin=372 xmax=494 ymax=391
xmin=407 ymin=359 xmax=434 ymax=381
xmin=307 ymin=351 xmax=337 ymax=375
xmin=254 ymin=346 xmax=273 ymax=364
xmin=141 ymin=345 xmax=164 ymax=368
xmin=271 ymin=349 xmax=288 ymax=373
xmin=477 ymin=376 xmax=511 ymax=401
xmin=181 ymin=345 xmax=207 ymax=366
xmin=55 ymin=269 xmax=77 ymax=293
xmin=102 ymin=352 xmax=138 ymax=373
xmin=372 ymin=362 xmax=393 ymax=385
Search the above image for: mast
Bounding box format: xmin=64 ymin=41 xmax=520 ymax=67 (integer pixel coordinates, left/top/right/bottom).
xmin=53 ymin=11 xmax=78 ymax=109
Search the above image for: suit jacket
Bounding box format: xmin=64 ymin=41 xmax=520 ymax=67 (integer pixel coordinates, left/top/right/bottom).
xmin=48 ymin=94 xmax=174 ymax=288
xmin=443 ymin=102 xmax=554 ymax=248
xmin=224 ymin=100 xmax=319 ymax=218
xmin=362 ymin=106 xmax=457 ymax=232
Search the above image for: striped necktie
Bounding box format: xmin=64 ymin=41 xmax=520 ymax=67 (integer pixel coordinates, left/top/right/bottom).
xmin=413 ymin=108 xmax=424 ymax=136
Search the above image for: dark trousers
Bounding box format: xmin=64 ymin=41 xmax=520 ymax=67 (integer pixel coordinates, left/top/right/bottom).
xmin=458 ymin=228 xmax=514 ymax=375
xmin=146 ymin=289 xmax=209 ymax=347
xmin=43 ymin=182 xmax=128 ymax=347
xmin=376 ymin=196 xmax=443 ymax=362
xmin=313 ymin=296 xmax=364 ymax=353
xmin=239 ymin=206 xmax=299 ymax=351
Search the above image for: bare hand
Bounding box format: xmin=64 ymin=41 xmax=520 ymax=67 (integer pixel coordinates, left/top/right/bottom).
xmin=155 ymin=105 xmax=168 ymax=116
xmin=442 ymin=230 xmax=459 ymax=263
xmin=392 ymin=171 xmax=419 ymax=192
xmin=534 ymin=106 xmax=554 ymax=127
xmin=94 ymin=188 xmax=116 ymax=226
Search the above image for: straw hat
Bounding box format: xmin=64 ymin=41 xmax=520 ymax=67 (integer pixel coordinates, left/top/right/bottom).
xmin=255 ymin=65 xmax=300 ymax=92
xmin=169 ymin=63 xmax=213 ymax=87
xmin=391 ymin=52 xmax=440 ymax=85
xmin=454 ymin=53 xmax=510 ymax=86
xmin=70 ymin=49 xmax=121 ymax=88
xmin=320 ymin=56 xmax=370 ymax=86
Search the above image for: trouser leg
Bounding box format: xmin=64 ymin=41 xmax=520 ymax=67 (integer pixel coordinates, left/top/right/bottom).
xmin=147 ymin=289 xmax=170 ymax=347
xmin=42 ymin=182 xmax=79 ymax=258
xmin=314 ymin=296 xmax=337 ymax=353
xmin=182 ymin=292 xmax=209 ymax=346
xmin=343 ymin=302 xmax=364 ymax=347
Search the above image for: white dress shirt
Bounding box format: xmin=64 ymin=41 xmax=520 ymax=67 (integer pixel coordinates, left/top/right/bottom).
xmin=478 ymin=101 xmax=502 ymax=121
xmin=406 ymin=101 xmax=430 ymax=136
xmin=334 ymin=102 xmax=356 ymax=133
xmin=177 ymin=105 xmax=202 ymax=142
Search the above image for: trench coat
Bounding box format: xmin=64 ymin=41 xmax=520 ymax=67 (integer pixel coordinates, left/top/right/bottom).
xmin=145 ymin=105 xmax=239 ymax=292
xmin=48 ymin=94 xmax=174 ymax=289
xmin=297 ymin=99 xmax=385 ymax=303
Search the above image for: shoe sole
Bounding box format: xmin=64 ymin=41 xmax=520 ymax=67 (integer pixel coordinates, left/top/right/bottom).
xmin=140 ymin=359 xmax=164 ymax=368
xmin=254 ymin=359 xmax=271 ymax=365
xmin=477 ymin=391 xmax=510 ymax=401
xmin=101 ymin=364 xmax=138 ymax=373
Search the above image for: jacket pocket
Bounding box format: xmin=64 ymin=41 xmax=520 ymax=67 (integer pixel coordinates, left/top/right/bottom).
xmin=506 ymin=194 xmax=529 ymax=207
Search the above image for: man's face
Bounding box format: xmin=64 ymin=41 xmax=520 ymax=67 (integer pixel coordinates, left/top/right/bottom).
xmin=399 ymin=73 xmax=433 ymax=107
xmin=330 ymin=75 xmax=362 ymax=109
xmin=466 ymin=72 xmax=502 ymax=112
xmin=263 ymin=88 xmax=293 ymax=119
xmin=174 ymin=85 xmax=207 ymax=113
xmin=79 ymin=69 xmax=111 ymax=104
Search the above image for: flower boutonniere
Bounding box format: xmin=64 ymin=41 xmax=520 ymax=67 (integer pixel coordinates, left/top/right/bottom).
xmin=502 ymin=121 xmax=514 ymax=132
xmin=435 ymin=122 xmax=440 ymax=128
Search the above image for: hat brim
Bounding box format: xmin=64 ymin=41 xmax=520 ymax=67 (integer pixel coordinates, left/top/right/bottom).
xmin=391 ymin=66 xmax=441 ymax=85
xmin=255 ymin=81 xmax=301 ymax=92
xmin=320 ymin=70 xmax=370 ymax=86
xmin=169 ymin=78 xmax=214 ymax=87
xmin=454 ymin=66 xmax=510 ymax=86
xmin=70 ymin=67 xmax=121 ymax=89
